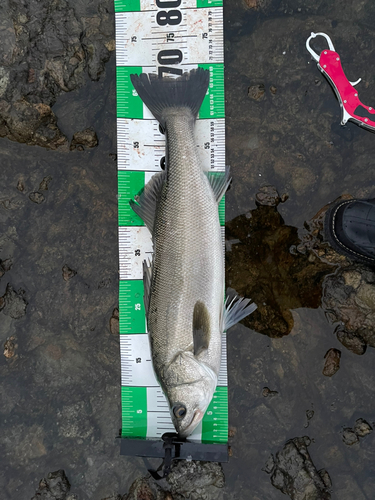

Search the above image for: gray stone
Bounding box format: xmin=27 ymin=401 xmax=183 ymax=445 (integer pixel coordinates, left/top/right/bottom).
xmin=1 ymin=283 xmax=27 ymax=319
xmin=336 ymin=329 xmax=367 ymax=355
xmin=353 ymin=418 xmax=373 ymax=438
xmin=255 ymin=185 xmax=283 ymax=207
xmin=70 ymin=127 xmax=98 ymax=150
xmin=29 ymin=192 xmax=45 ymax=204
xmin=31 ymin=470 xmax=71 ymax=500
xmin=322 ymin=348 xmax=341 ymax=377
xmin=167 ymin=461 xmax=225 ymax=500
xmin=267 ymin=437 xmax=331 ymax=499
xmin=342 ymin=429 xmax=359 ymax=446
xmin=62 ymin=264 xmax=77 ymax=281
xmin=124 ymin=477 xmax=168 ymax=500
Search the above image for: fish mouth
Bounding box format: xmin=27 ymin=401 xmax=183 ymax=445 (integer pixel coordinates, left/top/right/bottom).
xmin=178 ymin=409 xmax=204 ymax=438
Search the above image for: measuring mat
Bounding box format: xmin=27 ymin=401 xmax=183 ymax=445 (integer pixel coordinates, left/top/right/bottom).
xmin=114 ymin=0 xmax=228 ymax=453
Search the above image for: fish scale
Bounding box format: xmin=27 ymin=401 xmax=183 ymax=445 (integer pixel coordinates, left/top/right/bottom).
xmin=150 ymin=112 xmax=223 ymax=377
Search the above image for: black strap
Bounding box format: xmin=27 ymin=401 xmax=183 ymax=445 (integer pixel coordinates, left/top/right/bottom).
xmin=148 ymin=433 xmax=184 ymax=479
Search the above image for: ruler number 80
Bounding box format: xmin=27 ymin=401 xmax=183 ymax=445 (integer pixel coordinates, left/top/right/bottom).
xmin=157 ymin=10 xmax=181 ymax=25
xmin=156 ymin=0 xmax=184 ymax=77
xmin=156 ymin=0 xmax=181 ymax=26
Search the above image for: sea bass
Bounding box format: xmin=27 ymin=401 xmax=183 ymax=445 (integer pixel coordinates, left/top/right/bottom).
xmin=130 ymin=69 xmax=256 ymax=438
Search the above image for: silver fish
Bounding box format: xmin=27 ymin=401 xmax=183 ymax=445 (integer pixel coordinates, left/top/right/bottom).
xmin=130 ymin=69 xmax=256 ymax=438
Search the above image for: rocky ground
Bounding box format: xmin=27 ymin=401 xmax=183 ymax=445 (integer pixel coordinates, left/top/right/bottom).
xmin=1 ymin=0 xmax=375 ymax=499
xmin=0 ymin=0 xmax=114 ymax=149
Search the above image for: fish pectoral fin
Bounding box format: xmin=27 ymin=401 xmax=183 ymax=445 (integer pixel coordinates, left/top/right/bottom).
xmin=205 ymin=165 xmax=231 ymax=203
xmin=222 ymin=290 xmax=257 ymax=331
xmin=129 ymin=171 xmax=167 ymax=233
xmin=143 ymin=258 xmax=153 ymax=315
xmin=193 ymin=301 xmax=211 ymax=357
xmin=193 ymin=329 xmax=207 ymax=357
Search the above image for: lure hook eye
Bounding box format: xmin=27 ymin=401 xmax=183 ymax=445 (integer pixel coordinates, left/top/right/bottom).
xmin=173 ymin=404 xmax=187 ymax=419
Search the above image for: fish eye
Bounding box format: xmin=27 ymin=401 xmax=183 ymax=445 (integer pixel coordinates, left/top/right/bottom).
xmin=159 ymin=124 xmax=165 ymax=135
xmin=173 ymin=404 xmax=187 ymax=419
xmin=160 ymin=156 xmax=165 ymax=170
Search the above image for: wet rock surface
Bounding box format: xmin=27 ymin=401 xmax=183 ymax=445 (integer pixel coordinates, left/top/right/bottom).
xmin=123 ymin=461 xmax=224 ymax=500
xmin=166 ymin=461 xmax=225 ymax=500
xmin=33 ymin=465 xmax=224 ymax=500
xmin=31 ymin=470 xmax=71 ymax=500
xmin=62 ymin=264 xmax=77 ymax=281
xmin=322 ymin=266 xmax=375 ymax=352
xmin=109 ymin=307 xmax=120 ymax=335
xmin=124 ymin=476 xmax=168 ymax=500
xmin=265 ymin=436 xmax=331 ymax=499
xmin=342 ymin=428 xmax=359 ymax=446
xmin=1 ymin=283 xmax=27 ymax=318
xmin=262 ymin=386 xmax=279 ymax=397
xmin=353 ymin=418 xmax=373 ymax=438
xmin=0 ymin=258 xmax=12 ymax=277
xmin=322 ymin=348 xmax=341 ymax=377
xmin=225 ymin=196 xmax=334 ymax=337
xmin=1 ymin=0 xmax=375 ymax=500
xmin=248 ymin=83 xmax=265 ymax=101
xmin=29 ymin=191 xmax=45 ymax=204
xmin=226 ymin=192 xmax=375 ymax=359
xmin=40 ymin=176 xmax=53 ymax=191
xmin=255 ymin=185 xmax=288 ymax=207
xmin=0 ymin=15 xmax=121 ymax=494
xmin=70 ymin=127 xmax=99 ymax=151
xmin=342 ymin=418 xmax=373 ymax=446
xmin=3 ymin=335 xmax=17 ymax=359
xmin=0 ymin=0 xmax=114 ymax=149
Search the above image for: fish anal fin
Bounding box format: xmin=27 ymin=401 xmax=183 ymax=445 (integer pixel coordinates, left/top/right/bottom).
xmin=129 ymin=171 xmax=166 ymax=233
xmin=222 ymin=291 xmax=257 ymax=331
xmin=193 ymin=301 xmax=211 ymax=357
xmin=205 ymin=166 xmax=231 ymax=203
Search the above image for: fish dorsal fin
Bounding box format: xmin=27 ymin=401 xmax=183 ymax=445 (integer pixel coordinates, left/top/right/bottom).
xmin=193 ymin=301 xmax=211 ymax=357
xmin=222 ymin=291 xmax=257 ymax=331
xmin=143 ymin=259 xmax=153 ymax=315
xmin=205 ymin=166 xmax=231 ymax=203
xmin=129 ymin=171 xmax=167 ymax=233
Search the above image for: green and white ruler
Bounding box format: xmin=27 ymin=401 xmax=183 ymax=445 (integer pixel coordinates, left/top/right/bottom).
xmin=115 ymin=0 xmax=227 ymax=445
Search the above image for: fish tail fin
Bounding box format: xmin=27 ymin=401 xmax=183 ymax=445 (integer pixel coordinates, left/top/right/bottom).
xmin=130 ymin=68 xmax=210 ymax=128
